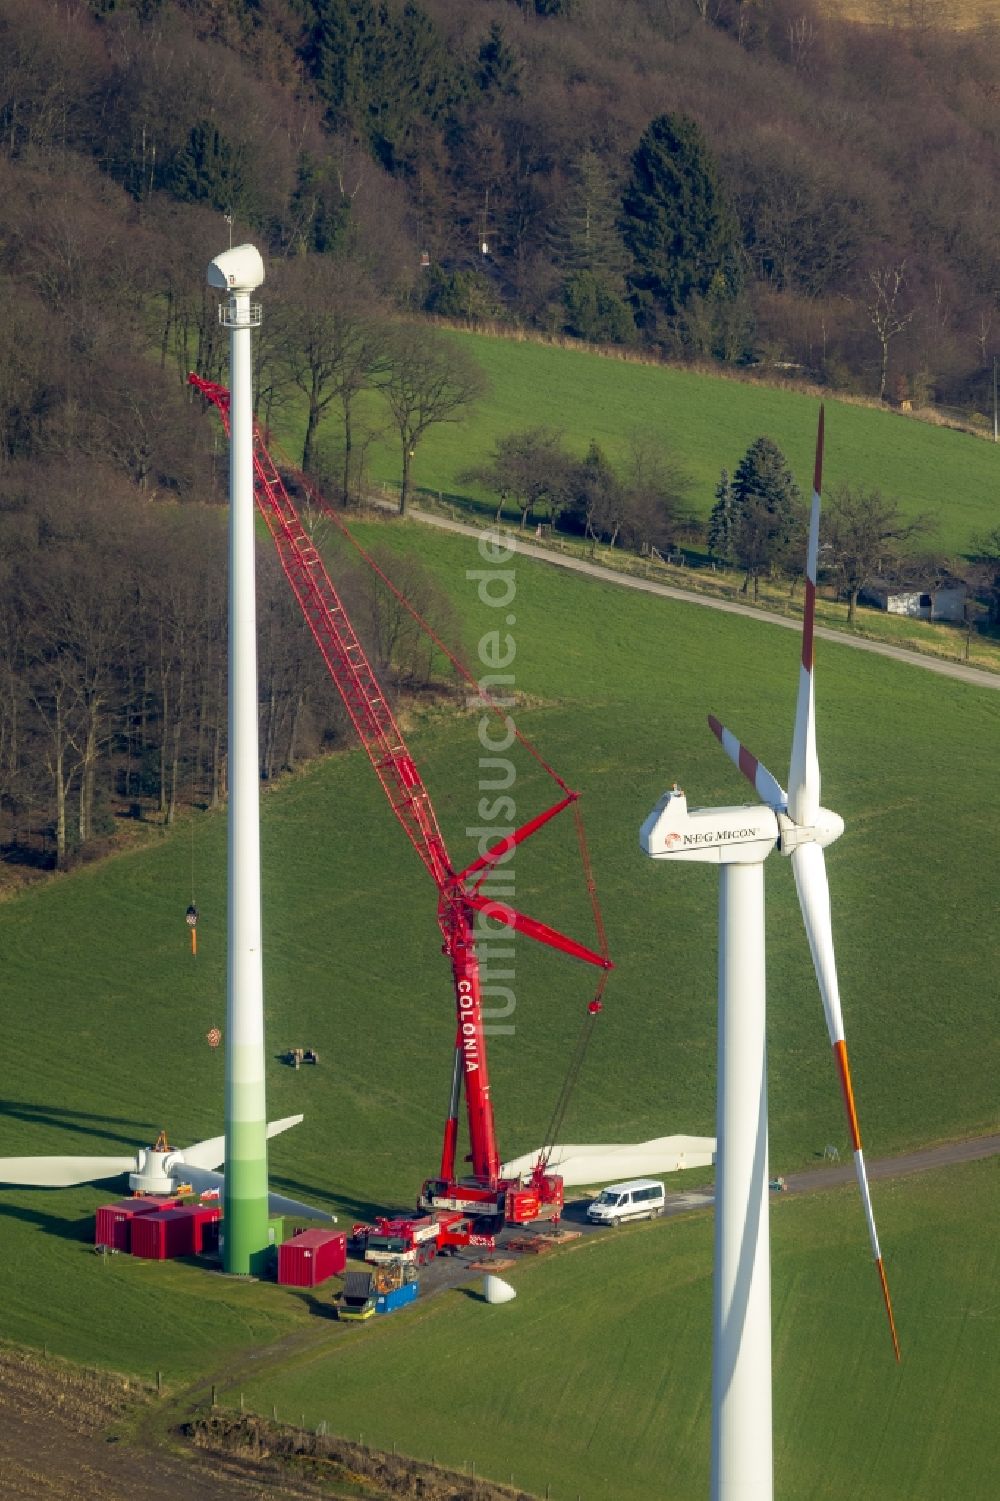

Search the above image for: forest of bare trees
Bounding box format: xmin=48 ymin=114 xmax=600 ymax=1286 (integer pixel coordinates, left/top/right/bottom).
xmin=2 ymin=0 xmax=1000 ymax=869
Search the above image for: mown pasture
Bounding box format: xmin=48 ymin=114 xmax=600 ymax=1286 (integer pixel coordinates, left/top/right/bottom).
xmin=329 ymin=331 xmax=1000 ymax=556
xmin=0 ymin=518 xmax=996 ymax=1494
xmin=231 ymin=1159 xmax=999 ymax=1501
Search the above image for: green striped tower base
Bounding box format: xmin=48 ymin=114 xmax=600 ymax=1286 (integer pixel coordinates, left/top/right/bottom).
xmin=224 ymin=1047 xmax=271 ymax=1276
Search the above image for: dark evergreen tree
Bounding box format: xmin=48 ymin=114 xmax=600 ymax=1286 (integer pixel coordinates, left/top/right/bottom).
xmin=562 ymin=271 xmax=634 ymax=344
xmin=551 ymin=151 xmax=628 ymax=278
xmin=620 ymin=114 xmax=741 ymax=328
xmin=708 ymin=468 xmax=736 ymax=562
xmin=302 ymin=0 xmax=376 ymax=128
xmin=474 ymin=22 xmax=521 ymax=97
xmin=303 ymin=0 xmax=463 ymax=173
xmin=729 ymin=437 xmax=802 ymax=600
xmin=287 ymin=154 xmax=353 ymax=256
xmin=165 ymin=121 xmax=249 ymax=216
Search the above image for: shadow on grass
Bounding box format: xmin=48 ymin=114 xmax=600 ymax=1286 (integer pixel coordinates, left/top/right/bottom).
xmin=0 ymin=1199 xmax=97 ymax=1244
xmin=298 ymin=1290 xmax=340 ymax=1320
xmin=269 ymin=1178 xmax=388 ymax=1225
xmin=0 ymin=1099 xmax=152 ymax=1148
xmin=453 ymin=1285 xmax=486 ymax=1303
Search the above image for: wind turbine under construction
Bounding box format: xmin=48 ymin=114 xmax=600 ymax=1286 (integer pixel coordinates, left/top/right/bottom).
xmin=641 ymin=409 xmax=900 ymax=1501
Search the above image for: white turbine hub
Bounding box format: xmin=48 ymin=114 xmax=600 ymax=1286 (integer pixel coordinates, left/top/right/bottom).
xmin=129 ymin=1146 xmax=185 ymax=1195
xmin=776 ymin=805 xmax=844 ymax=855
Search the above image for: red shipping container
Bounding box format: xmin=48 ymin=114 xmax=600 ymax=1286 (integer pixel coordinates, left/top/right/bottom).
xmin=94 ymin=1198 xmax=168 ymax=1253
xmin=180 ymin=1203 xmax=222 ymax=1253
xmin=130 ymin=1208 xmax=199 ymax=1260
xmin=277 ymin=1229 xmax=347 ymax=1287
xmin=130 ymin=1204 xmax=223 ymax=1260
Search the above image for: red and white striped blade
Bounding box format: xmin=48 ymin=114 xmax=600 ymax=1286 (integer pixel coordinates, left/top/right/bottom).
xmin=788 ymin=407 xmax=824 ymax=828
xmin=792 ymin=839 xmax=901 ymax=1361
xmin=707 ymin=714 xmax=787 ymax=813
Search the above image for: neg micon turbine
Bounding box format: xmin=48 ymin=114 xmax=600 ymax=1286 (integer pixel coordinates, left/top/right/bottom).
xmin=641 ymin=409 xmax=899 ymax=1501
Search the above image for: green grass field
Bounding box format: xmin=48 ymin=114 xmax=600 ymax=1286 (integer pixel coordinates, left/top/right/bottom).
xmin=226 ymin=1159 xmax=998 ymax=1501
xmin=0 ymin=515 xmax=996 ymax=1496
xmin=313 ymin=331 xmax=1000 ymax=556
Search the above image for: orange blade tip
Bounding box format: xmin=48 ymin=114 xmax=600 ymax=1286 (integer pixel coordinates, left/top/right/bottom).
xmin=876 ymin=1257 xmax=901 ymax=1363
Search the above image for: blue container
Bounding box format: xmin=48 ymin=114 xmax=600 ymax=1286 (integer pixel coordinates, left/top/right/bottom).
xmin=375 ymin=1280 xmax=419 ymax=1314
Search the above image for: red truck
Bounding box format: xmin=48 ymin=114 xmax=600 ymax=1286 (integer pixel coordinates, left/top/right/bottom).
xmin=417 ymin=1172 xmax=563 ymax=1229
xmin=352 ymin=1211 xmax=495 ymax=1267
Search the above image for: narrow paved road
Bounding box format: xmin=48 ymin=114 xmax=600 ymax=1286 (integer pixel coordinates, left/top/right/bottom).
xmin=394 ymin=504 xmax=1000 ymax=692
xmin=551 ymin=1130 xmax=1000 ymax=1225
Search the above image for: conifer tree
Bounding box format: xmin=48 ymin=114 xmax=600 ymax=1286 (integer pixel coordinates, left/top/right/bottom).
xmin=620 ymin=114 xmax=740 ymax=328
xmin=729 ymin=437 xmax=802 ymax=600
xmin=708 ymin=468 xmax=736 ymax=562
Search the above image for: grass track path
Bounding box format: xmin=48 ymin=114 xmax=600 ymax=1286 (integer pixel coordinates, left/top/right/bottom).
xmin=193 ymin=1127 xmax=1000 ymax=1398
xmin=394 ymin=505 xmax=1000 ymax=692
xmin=22 ymin=1131 xmax=992 ymax=1501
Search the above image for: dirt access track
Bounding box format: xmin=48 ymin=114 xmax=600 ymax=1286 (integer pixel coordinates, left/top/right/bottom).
xmin=2 ymin=1132 xmax=997 ymax=1501
xmin=396 ymin=504 xmax=1000 ymax=693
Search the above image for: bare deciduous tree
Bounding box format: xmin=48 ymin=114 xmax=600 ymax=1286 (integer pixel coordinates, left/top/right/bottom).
xmin=826 ymin=484 xmax=933 ymax=624
xmin=867 ymin=263 xmax=914 ymax=401
xmin=379 ymin=327 xmax=488 ymax=514
xmin=272 ymin=257 xmax=388 ymax=484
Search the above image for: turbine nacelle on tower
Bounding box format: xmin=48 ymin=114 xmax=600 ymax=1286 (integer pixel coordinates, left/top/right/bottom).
xmin=640 ymin=786 xmax=778 ymax=865
xmin=206 ymin=243 xmax=265 ymax=293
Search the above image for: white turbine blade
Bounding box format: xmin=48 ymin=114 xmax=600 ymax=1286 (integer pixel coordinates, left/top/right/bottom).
xmin=181 ymin=1137 xmax=226 ymax=1172
xmin=788 ymin=406 xmax=824 ymax=827
xmin=264 ymin=1188 xmax=335 ymax=1222
xmin=501 ymin=1136 xmax=716 ymax=1186
xmin=708 ymin=715 xmax=787 ymax=813
xmin=182 ymin=1114 xmax=304 ymax=1172
xmin=792 ymin=839 xmax=901 ymax=1360
xmin=0 ymin=1154 xmax=136 ymax=1187
xmin=180 ymin=1164 xmax=334 ymax=1222
xmin=791 ymin=841 xmax=845 ymax=1047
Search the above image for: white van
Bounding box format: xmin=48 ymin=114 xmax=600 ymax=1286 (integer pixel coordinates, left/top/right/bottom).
xmin=586 ymin=1178 xmax=666 ymax=1227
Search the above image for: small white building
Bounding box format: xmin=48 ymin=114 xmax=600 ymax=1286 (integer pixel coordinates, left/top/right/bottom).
xmin=860 ymin=577 xmax=966 ymax=623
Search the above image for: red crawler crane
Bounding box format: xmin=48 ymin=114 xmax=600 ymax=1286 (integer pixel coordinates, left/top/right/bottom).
xmin=191 ymin=374 xmax=612 ymax=1227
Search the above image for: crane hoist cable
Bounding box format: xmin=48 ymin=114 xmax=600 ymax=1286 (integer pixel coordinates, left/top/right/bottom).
xmin=287 ymin=458 xmax=612 ymax=978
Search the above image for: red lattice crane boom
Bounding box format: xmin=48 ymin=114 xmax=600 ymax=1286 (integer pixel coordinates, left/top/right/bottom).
xmin=190 ymin=374 xmax=611 ymax=1224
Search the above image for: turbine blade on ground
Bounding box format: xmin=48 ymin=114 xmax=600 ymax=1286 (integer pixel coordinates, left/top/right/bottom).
xmin=180 ymin=1164 xmax=334 ymax=1221
xmin=182 ymin=1114 xmax=304 ymax=1172
xmin=0 ymin=1154 xmax=136 ymax=1187
xmin=788 ymin=406 xmax=824 ymax=827
xmin=792 ymin=839 xmax=900 ymax=1361
xmin=501 ymin=1135 xmax=716 ymax=1186
xmin=707 ymin=715 xmax=787 ymax=812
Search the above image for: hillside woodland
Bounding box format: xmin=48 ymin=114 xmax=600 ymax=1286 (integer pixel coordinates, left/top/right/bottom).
xmin=3 ymin=0 xmax=1000 ymax=870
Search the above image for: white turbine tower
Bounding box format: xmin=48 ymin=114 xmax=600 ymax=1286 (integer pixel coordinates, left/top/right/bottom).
xmin=641 ymin=409 xmax=899 ymax=1501
xmin=205 ymin=243 xmax=273 ymax=1276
